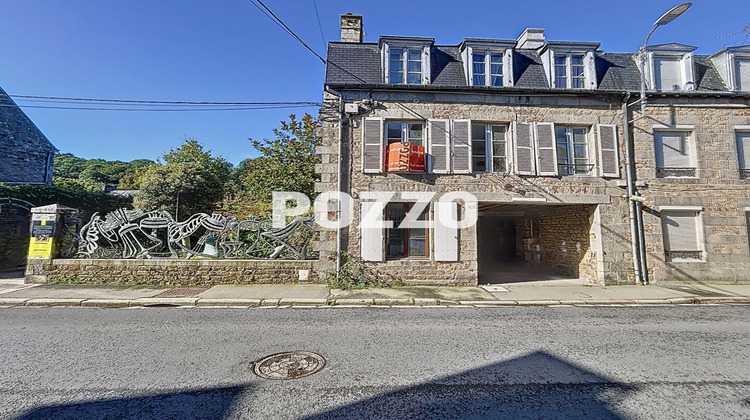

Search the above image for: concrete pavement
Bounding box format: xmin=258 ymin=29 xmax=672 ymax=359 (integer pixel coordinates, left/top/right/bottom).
xmin=1 ymin=272 xmax=750 ymax=307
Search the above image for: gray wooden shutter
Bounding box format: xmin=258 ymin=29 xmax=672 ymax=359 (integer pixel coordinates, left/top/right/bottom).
xmin=535 ymin=122 xmax=557 ymax=176
xmin=428 ymin=119 xmax=450 ymax=174
xmin=362 ymin=117 xmax=383 ymax=173
xmin=662 ymin=212 xmax=699 ymax=251
xmin=597 ymin=124 xmax=620 ymax=177
xmin=360 ymin=201 xmax=384 ymax=261
xmin=451 ymin=119 xmax=471 ymax=174
xmin=513 ymin=122 xmax=536 ymax=175
xmin=433 ymin=202 xmax=459 ymax=261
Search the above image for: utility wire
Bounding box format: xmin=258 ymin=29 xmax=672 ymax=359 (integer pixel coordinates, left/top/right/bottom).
xmin=312 ymin=0 xmax=327 ymax=53
xmin=6 ymin=94 xmax=320 ymax=106
xmin=248 ymin=0 xmax=326 ymax=64
xmin=0 ymin=103 xmax=318 ymax=112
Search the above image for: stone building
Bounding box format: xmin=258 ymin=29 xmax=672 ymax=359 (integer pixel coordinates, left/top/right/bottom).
xmin=0 ymin=86 xmax=56 ymax=185
xmin=314 ymin=14 xmax=750 ymax=286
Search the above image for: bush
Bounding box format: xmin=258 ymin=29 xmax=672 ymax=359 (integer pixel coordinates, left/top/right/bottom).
xmin=0 ymin=183 xmax=130 ymax=219
xmin=325 ymin=252 xmax=388 ymax=290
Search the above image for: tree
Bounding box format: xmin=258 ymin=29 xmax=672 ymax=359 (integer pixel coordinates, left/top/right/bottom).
xmin=241 ymin=113 xmax=321 ymax=201
xmin=134 ymin=162 xmax=223 ymax=220
xmin=162 ymin=138 xmax=232 ymax=186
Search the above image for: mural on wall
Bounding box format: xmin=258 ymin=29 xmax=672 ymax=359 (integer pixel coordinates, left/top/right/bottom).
xmin=76 ymin=208 xmax=315 ymax=260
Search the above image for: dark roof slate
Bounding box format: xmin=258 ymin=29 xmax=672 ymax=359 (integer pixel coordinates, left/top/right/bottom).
xmin=0 ymin=86 xmax=56 ymax=152
xmin=325 ymin=41 xmax=737 ymax=93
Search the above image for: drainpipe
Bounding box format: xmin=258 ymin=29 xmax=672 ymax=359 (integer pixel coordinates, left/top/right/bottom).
xmin=623 ymin=92 xmax=643 ymax=284
xmin=636 ymin=197 xmax=649 ymax=285
xmin=325 ymin=86 xmax=344 ymax=276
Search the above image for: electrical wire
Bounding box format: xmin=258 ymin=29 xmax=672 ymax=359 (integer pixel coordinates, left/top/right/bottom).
xmin=312 ymin=0 xmax=327 ymax=53
xmin=248 ymin=0 xmax=326 ymax=64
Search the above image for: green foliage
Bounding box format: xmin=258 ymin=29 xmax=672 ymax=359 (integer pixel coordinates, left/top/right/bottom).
xmin=134 ymin=162 xmax=223 ymax=220
xmin=0 ymin=183 xmax=129 ymax=216
xmin=53 ymin=153 xmax=154 ymax=189
xmin=162 ymin=137 xmax=232 ymax=186
xmin=241 ymin=114 xmax=321 ymax=202
xmin=325 ymin=252 xmax=387 ymax=290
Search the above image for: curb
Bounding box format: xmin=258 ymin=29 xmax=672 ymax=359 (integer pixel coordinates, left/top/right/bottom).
xmin=1 ymin=297 xmax=749 ymax=308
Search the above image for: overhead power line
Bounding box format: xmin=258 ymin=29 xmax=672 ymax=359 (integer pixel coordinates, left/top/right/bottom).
xmin=247 ymin=0 xmax=326 ymax=64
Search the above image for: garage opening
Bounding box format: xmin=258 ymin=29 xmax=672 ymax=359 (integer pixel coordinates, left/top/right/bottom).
xmin=477 ymin=203 xmax=598 ymax=284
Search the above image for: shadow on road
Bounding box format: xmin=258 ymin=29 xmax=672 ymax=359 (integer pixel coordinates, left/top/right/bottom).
xmin=304 ymin=350 xmax=637 ymax=419
xmin=15 ymin=384 xmax=248 ymax=420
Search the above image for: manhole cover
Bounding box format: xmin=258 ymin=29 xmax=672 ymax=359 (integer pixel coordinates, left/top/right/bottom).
xmin=252 ymin=351 xmax=326 ymax=380
xmin=154 ymin=288 xmax=208 ymax=298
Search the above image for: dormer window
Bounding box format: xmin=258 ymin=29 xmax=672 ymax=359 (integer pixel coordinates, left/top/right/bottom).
xmin=554 ymin=53 xmax=585 ymax=88
xmin=642 ymin=43 xmax=696 ymax=92
xmin=380 ymin=36 xmax=434 ymax=85
xmin=711 ymin=46 xmax=750 ymax=92
xmin=459 ymin=39 xmax=515 ymax=87
xmin=540 ymin=42 xmax=600 ymax=90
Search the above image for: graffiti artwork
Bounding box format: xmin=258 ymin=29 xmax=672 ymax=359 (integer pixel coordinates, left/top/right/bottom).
xmin=76 ymin=208 xmax=315 ymax=260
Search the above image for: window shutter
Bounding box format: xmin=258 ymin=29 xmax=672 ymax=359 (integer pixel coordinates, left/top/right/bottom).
xmin=655 ymin=57 xmax=682 ymax=91
xmin=655 ymin=132 xmax=691 ymax=168
xmin=597 ymin=124 xmax=620 ymax=177
xmin=736 ymin=59 xmax=750 ymax=91
xmin=428 ymin=119 xmax=450 ymax=174
xmin=434 ymin=202 xmax=458 ymax=261
xmin=662 ymin=212 xmax=700 ymax=251
xmin=535 ymin=122 xmax=557 ymax=176
xmin=360 ymin=201 xmax=384 ymax=261
xmin=362 ymin=118 xmax=383 ymax=173
xmin=513 ymin=122 xmax=536 ymax=175
xmin=737 ymin=132 xmax=750 ymax=169
xmin=451 ymin=119 xmax=471 ymax=174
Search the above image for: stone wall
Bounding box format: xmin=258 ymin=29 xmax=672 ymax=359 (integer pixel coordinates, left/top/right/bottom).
xmin=25 ymin=259 xmax=317 ymax=286
xmin=539 ymin=205 xmax=597 ymax=280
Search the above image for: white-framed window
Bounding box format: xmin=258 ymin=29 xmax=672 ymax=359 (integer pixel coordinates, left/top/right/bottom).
xmin=736 ymin=129 xmax=750 ymax=178
xmin=644 ymin=47 xmax=695 ymax=92
xmin=654 ymin=130 xmax=696 ymax=178
xmin=554 ymin=53 xmax=586 ymax=89
xmin=555 ymin=126 xmax=591 ymax=175
xmin=386 ymin=121 xmax=424 ymax=147
xmin=472 ymin=51 xmax=504 ymax=87
xmin=653 ymin=56 xmax=683 ymax=91
xmin=660 ymin=207 xmax=704 ymax=261
xmin=471 ymin=123 xmax=508 ymax=173
xmin=388 ymin=47 xmax=423 ymax=85
xmin=385 ymin=202 xmax=428 ymax=259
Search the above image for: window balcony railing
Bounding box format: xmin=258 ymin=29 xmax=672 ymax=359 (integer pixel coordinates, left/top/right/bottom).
xmin=656 ymin=167 xmax=696 ymax=178
xmin=665 ymin=250 xmax=703 ymax=261
xmin=740 ymin=168 xmax=750 ymax=179
xmin=557 ymin=163 xmax=595 ymax=176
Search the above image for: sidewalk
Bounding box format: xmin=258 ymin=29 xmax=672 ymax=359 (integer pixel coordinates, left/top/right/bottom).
xmin=2 ymin=273 xmax=750 ymax=307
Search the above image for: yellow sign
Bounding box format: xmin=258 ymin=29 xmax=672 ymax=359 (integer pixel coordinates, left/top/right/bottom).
xmin=28 ymin=219 xmax=55 ymax=259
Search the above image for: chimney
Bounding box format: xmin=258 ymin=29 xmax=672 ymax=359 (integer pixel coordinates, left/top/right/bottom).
xmin=340 ymin=13 xmax=363 ymax=43
xmin=516 ymin=28 xmax=545 ymax=49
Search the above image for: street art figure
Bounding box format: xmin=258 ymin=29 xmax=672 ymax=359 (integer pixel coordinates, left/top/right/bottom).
xmin=76 ymin=208 xmax=315 ymax=260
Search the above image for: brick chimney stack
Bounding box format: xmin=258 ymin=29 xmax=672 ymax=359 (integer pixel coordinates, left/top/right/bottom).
xmin=340 ymin=14 xmax=363 ymax=43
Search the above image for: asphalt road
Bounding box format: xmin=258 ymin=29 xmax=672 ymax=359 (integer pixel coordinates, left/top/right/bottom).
xmin=1 ymin=305 xmax=749 ymax=419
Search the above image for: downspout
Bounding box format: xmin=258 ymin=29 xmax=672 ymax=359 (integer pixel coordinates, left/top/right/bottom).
xmin=623 ymin=92 xmax=644 ymax=285
xmin=636 ymin=194 xmax=649 ymax=285
xmin=325 ymin=86 xmax=344 ymax=276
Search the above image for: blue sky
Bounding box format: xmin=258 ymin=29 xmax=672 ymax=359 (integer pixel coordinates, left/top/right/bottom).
xmin=1 ymin=1 xmax=748 ymax=166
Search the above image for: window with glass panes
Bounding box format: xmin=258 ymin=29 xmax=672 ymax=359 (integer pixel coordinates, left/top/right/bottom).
xmin=471 ymin=123 xmax=508 ymax=173
xmin=385 ymin=203 xmax=428 ymax=258
xmin=389 ymin=48 xmax=422 ymax=84
xmin=472 ymin=51 xmax=503 ymax=86
xmin=554 ymin=53 xmax=585 ymax=88
xmin=556 ymin=126 xmax=590 ymax=175
xmin=386 ymin=122 xmax=423 ymax=146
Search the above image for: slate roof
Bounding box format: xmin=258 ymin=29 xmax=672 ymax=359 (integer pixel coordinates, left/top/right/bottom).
xmin=325 ymin=41 xmax=736 ymax=93
xmin=0 ymin=85 xmax=56 ymax=152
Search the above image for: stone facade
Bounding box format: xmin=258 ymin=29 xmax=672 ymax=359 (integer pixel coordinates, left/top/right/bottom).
xmin=315 ymin=18 xmax=750 ymax=286
xmin=26 ymin=259 xmax=316 ymax=286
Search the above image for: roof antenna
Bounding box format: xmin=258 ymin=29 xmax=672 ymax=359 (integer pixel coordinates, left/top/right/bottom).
xmin=716 ymin=23 xmax=750 ymax=46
